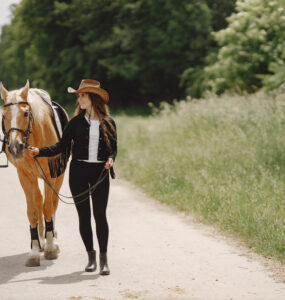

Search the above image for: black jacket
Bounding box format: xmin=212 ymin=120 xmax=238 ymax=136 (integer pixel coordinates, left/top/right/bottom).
xmin=38 ymin=111 xmax=117 ymax=175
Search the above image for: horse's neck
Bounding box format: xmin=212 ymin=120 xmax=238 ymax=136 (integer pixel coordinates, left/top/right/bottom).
xmin=30 ymin=114 xmax=58 ymax=148
xmin=27 ymin=89 xmax=58 ymax=147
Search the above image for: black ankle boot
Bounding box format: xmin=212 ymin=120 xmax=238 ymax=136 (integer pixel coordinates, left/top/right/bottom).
xmin=85 ymin=250 xmax=96 ymax=272
xmin=99 ymin=252 xmax=110 ymax=275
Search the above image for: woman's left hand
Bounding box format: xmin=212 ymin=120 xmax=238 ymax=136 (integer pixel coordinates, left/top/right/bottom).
xmin=104 ymin=158 xmax=114 ymax=169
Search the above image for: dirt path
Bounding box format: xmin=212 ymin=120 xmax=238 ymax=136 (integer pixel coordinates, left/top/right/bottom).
xmin=0 ymin=162 xmax=284 ymax=300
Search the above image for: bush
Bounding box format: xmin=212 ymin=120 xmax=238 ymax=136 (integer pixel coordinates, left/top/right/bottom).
xmin=188 ymin=0 xmax=285 ymax=95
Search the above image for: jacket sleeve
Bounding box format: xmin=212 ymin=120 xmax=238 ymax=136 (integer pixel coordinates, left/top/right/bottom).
xmin=108 ymin=118 xmax=117 ymax=161
xmin=37 ymin=121 xmax=73 ymax=157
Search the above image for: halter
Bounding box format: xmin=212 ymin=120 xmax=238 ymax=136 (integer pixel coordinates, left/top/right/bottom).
xmin=2 ymin=101 xmax=34 ymax=149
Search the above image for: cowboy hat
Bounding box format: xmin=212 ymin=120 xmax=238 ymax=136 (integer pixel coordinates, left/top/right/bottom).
xmin=67 ymin=79 xmax=109 ymax=103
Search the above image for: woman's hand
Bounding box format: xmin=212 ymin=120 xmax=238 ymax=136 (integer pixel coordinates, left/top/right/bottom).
xmin=27 ymin=147 xmax=39 ymax=157
xmin=104 ymin=158 xmax=114 ymax=169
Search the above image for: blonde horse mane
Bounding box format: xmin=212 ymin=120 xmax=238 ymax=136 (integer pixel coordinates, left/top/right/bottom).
xmin=5 ymin=88 xmax=51 ymax=124
xmin=28 ymin=89 xmax=51 ymax=123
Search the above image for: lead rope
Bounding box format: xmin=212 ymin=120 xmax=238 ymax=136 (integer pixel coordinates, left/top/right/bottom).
xmin=33 ymin=156 xmax=109 ymax=205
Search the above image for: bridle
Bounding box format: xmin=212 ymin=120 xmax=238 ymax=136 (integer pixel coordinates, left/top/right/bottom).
xmin=1 ymin=101 xmax=34 ymax=149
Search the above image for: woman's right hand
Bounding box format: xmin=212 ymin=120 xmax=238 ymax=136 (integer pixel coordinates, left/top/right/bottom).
xmin=27 ymin=147 xmax=40 ymax=157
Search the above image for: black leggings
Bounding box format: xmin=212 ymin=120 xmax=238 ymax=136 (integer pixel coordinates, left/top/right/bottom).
xmin=69 ymin=160 xmax=110 ymax=253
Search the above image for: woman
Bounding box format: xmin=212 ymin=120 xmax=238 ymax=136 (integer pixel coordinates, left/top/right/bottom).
xmin=28 ymin=79 xmax=117 ymax=275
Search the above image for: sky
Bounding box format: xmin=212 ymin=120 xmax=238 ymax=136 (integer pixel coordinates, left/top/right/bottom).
xmin=0 ymin=0 xmax=21 ymax=31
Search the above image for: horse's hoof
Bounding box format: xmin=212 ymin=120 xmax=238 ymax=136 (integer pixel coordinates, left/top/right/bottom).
xmin=25 ymin=256 xmax=40 ymax=267
xmin=44 ymin=248 xmax=59 ymax=260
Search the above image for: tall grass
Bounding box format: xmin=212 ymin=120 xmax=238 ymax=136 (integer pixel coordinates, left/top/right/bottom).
xmin=115 ymin=91 xmax=285 ymax=261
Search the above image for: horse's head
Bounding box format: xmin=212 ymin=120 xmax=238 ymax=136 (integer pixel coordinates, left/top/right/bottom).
xmin=0 ymin=81 xmax=33 ymax=160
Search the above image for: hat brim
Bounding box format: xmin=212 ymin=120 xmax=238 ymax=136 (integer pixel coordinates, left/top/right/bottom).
xmin=67 ymin=86 xmax=109 ymax=103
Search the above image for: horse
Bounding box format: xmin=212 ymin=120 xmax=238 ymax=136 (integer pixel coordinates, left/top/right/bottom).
xmin=0 ymin=80 xmax=69 ymax=267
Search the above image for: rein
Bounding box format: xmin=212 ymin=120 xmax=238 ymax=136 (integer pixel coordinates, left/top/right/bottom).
xmin=33 ymin=156 xmax=109 ymax=205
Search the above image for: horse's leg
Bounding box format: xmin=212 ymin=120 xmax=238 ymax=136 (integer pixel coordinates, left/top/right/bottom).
xmin=36 ymin=194 xmax=45 ymax=251
xmin=17 ymin=170 xmax=43 ymax=267
xmin=43 ymin=175 xmax=63 ymax=260
xmin=30 ymin=183 xmax=45 ymax=251
xmin=51 ymin=174 xmax=64 ymax=240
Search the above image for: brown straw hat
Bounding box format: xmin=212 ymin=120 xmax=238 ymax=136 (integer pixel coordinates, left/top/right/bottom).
xmin=67 ymin=79 xmax=109 ymax=103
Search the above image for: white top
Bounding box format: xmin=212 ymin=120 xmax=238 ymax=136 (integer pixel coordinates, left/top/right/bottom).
xmin=79 ymin=117 xmax=104 ymax=163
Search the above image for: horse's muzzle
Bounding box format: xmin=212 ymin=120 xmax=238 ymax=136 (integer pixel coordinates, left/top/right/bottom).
xmin=8 ymin=142 xmax=25 ymax=159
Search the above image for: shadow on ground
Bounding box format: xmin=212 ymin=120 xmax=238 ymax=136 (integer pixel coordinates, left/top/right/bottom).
xmin=0 ymin=253 xmax=54 ymax=284
xmin=0 ymin=253 xmax=100 ymax=285
xmin=8 ymin=271 xmax=100 ymax=285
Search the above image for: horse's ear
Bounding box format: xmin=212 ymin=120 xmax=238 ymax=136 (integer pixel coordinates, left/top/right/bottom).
xmin=20 ymin=80 xmax=30 ymax=100
xmin=0 ymin=82 xmax=8 ymax=103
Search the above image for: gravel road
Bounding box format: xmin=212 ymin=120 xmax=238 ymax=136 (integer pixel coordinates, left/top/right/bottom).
xmin=0 ymin=161 xmax=284 ymax=300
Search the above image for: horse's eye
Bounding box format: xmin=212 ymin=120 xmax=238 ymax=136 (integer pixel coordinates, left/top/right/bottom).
xmin=24 ymin=112 xmax=29 ymax=118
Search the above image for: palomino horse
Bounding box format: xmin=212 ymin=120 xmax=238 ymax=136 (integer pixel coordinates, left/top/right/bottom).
xmin=0 ymin=81 xmax=68 ymax=267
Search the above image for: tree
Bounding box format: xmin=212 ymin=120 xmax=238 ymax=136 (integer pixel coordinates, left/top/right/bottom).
xmin=206 ymin=0 xmax=236 ymax=32
xmin=0 ymin=3 xmax=33 ymax=90
xmin=201 ymin=0 xmax=285 ymax=94
xmin=97 ymin=0 xmax=212 ymax=104
xmin=0 ymin=0 xmax=213 ymax=106
xmin=180 ymin=0 xmax=237 ymax=98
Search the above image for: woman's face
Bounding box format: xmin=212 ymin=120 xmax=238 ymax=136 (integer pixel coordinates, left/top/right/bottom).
xmin=77 ymin=92 xmax=92 ymax=110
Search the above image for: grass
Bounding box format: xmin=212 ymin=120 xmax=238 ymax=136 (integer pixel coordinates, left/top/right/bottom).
xmin=114 ymin=91 xmax=285 ymax=262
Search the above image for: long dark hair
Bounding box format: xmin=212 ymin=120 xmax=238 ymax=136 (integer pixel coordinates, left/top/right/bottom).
xmin=74 ymin=93 xmax=116 ymax=150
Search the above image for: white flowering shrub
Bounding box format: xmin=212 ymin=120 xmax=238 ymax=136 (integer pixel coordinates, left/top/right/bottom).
xmin=205 ymin=0 xmax=285 ymax=93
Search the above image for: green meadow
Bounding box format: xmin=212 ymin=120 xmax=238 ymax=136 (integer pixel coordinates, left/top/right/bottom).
xmin=114 ymin=91 xmax=285 ymax=262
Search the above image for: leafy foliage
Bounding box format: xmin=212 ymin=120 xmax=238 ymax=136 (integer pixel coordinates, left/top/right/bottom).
xmin=1 ymin=0 xmax=281 ymax=103
xmin=0 ymin=0 xmax=212 ymax=106
xmin=205 ymin=0 xmax=236 ymax=31
xmin=202 ymin=0 xmax=285 ymax=94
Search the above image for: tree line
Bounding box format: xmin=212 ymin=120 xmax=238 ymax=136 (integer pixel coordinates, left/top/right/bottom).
xmin=0 ymin=0 xmax=283 ymax=107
